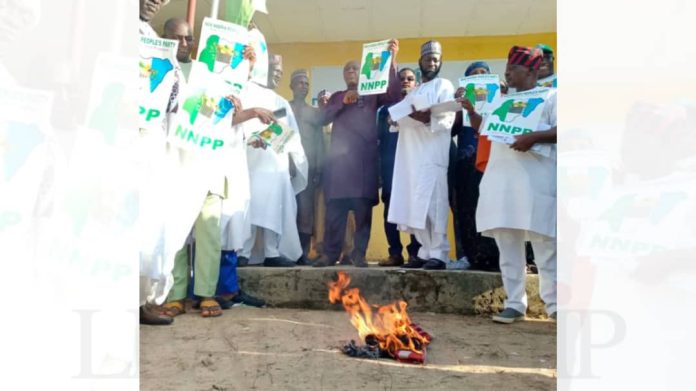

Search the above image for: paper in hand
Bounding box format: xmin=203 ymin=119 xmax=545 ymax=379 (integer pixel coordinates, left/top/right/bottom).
xmin=387 ymin=94 xmax=413 ymax=122
xmin=249 ymin=122 xmax=295 ymax=154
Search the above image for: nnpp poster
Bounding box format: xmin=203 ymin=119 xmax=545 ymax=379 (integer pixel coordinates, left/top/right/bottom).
xmin=197 ymin=17 xmax=250 ymax=96
xmin=167 ymin=62 xmax=236 ymax=154
xmin=458 ymin=74 xmax=501 ymax=126
xmin=138 ymin=35 xmax=178 ymax=132
xmin=358 ymin=39 xmax=393 ymax=96
xmin=480 ymin=88 xmax=551 ymax=141
xmin=248 ymin=27 xmax=269 ymax=87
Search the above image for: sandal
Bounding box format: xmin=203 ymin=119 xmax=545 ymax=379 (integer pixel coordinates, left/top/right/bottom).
xmin=161 ymin=301 xmax=185 ymax=317
xmin=200 ymin=298 xmax=223 ymax=318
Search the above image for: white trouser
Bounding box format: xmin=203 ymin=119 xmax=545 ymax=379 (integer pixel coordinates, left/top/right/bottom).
xmin=239 ymin=226 xmax=280 ymax=260
xmin=139 ymin=275 xmax=171 ymax=306
xmin=413 ymin=219 xmax=450 ymax=262
xmin=492 ymin=229 xmax=557 ymax=315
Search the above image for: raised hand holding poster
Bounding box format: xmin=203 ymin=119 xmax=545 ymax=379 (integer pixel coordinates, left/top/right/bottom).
xmin=358 ymin=39 xmax=392 ymax=96
xmin=458 ymin=73 xmax=501 ymax=125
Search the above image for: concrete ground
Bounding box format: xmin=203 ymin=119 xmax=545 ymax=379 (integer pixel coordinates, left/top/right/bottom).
xmin=141 ymin=307 xmax=556 ymax=390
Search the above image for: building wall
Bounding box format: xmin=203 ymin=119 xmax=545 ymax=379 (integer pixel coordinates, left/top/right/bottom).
xmin=271 ymin=32 xmax=557 ymax=261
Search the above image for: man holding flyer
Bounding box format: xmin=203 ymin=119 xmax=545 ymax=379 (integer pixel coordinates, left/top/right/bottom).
xmin=474 ymin=46 xmax=557 ymax=324
xmin=387 ymin=40 xmax=457 ymax=271
xmin=313 ymin=39 xmax=401 ymax=268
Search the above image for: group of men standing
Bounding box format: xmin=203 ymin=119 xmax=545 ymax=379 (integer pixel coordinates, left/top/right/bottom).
xmin=138 ymin=0 xmax=557 ymax=326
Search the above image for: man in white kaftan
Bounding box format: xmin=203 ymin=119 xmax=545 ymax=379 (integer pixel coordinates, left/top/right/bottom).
xmin=388 ymin=41 xmax=456 ymax=270
xmin=138 ymin=0 xmax=207 ymax=324
xmin=475 ymin=46 xmax=557 ymax=323
xmin=235 ymin=54 xmax=308 ymax=266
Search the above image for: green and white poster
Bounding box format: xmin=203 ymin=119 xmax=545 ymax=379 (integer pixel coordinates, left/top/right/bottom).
xmin=197 ymin=17 xmax=250 ymax=96
xmin=248 ymin=27 xmax=269 ymax=87
xmin=167 ymin=62 xmax=236 ymax=153
xmin=480 ymin=88 xmax=550 ymax=142
xmin=358 ymin=39 xmax=392 ymax=96
xmin=138 ymin=35 xmax=178 ymax=132
xmin=458 ymin=74 xmax=501 ymax=125
xmin=249 ymin=122 xmax=295 ymax=154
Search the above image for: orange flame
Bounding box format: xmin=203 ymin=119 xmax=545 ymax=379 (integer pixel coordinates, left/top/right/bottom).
xmin=328 ymin=272 xmax=429 ymax=356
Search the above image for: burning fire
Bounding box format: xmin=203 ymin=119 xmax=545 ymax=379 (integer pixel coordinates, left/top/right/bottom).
xmin=328 ymin=272 xmax=430 ymax=358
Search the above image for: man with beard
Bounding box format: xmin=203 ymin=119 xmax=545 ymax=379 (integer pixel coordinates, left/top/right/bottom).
xmin=314 ymin=39 xmax=401 ymax=268
xmin=376 ymin=67 xmax=421 ymax=267
xmin=289 ymin=69 xmax=324 ymax=264
xmin=387 ymin=40 xmax=456 ymax=270
xmin=476 ymin=46 xmax=557 ymax=324
xmin=236 ymin=53 xmax=308 ymax=268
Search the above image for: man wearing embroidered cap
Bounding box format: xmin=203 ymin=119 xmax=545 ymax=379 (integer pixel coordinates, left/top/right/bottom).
xmin=475 ymin=46 xmax=557 ymax=324
xmin=388 ymin=40 xmax=457 ymax=270
xmin=289 ymin=69 xmax=324 ymax=264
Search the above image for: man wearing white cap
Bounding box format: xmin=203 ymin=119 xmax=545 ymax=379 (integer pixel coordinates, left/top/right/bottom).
xmin=388 ymin=40 xmax=456 ymax=270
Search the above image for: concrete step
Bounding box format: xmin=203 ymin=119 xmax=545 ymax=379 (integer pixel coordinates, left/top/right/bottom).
xmin=237 ymin=266 xmax=547 ymax=318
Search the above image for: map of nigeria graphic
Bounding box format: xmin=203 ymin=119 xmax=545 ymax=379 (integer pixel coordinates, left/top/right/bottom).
xmin=140 ymin=57 xmax=174 ymax=92
xmin=492 ymin=98 xmax=544 ymax=121
xmin=182 ymin=92 xmax=234 ymax=125
xmin=463 ymin=83 xmax=499 ymax=104
xmin=361 ymin=50 xmax=391 ymax=79
xmin=198 ymin=35 xmax=246 ymax=72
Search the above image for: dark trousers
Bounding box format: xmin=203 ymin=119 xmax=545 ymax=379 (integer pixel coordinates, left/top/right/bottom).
xmin=382 ymin=192 xmax=421 ymax=257
xmin=453 ymin=157 xmax=500 ymax=271
xmin=323 ymin=198 xmax=373 ymax=261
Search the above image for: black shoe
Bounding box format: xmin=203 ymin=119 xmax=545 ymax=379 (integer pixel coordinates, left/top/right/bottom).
xmin=237 ymin=256 xmax=250 ymax=267
xmin=338 ymin=254 xmax=352 ymax=265
xmin=296 ymin=255 xmax=313 ymax=266
xmin=352 ymin=256 xmax=368 ymax=268
xmin=139 ymin=305 xmax=173 ymax=326
xmin=423 ymin=259 xmax=447 ymax=270
xmin=379 ymin=254 xmax=405 ymax=267
xmin=263 ymin=257 xmax=296 ymax=267
xmin=312 ymin=255 xmax=337 ymax=267
xmin=218 ymin=290 xmax=266 ymax=309
xmin=401 ymin=257 xmax=427 ymax=269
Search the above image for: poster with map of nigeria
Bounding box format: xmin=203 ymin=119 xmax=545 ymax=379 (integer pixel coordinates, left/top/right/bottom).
xmin=197 ymin=17 xmax=250 ymax=95
xmin=248 ymin=28 xmax=268 ymax=87
xmin=458 ymin=73 xmax=501 ymax=126
xmin=358 ymin=39 xmax=392 ymax=96
xmin=138 ymin=35 xmax=178 ymax=132
xmin=480 ymin=88 xmax=551 ymax=142
xmin=167 ymin=62 xmax=237 ymax=154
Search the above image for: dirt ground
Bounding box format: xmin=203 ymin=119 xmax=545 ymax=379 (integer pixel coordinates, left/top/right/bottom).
xmin=141 ymin=307 xmax=556 ymax=390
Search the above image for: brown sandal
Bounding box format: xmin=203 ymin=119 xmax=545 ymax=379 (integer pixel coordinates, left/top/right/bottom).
xmin=200 ymin=298 xmax=223 ymax=318
xmin=162 ymin=301 xmax=185 ymax=317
